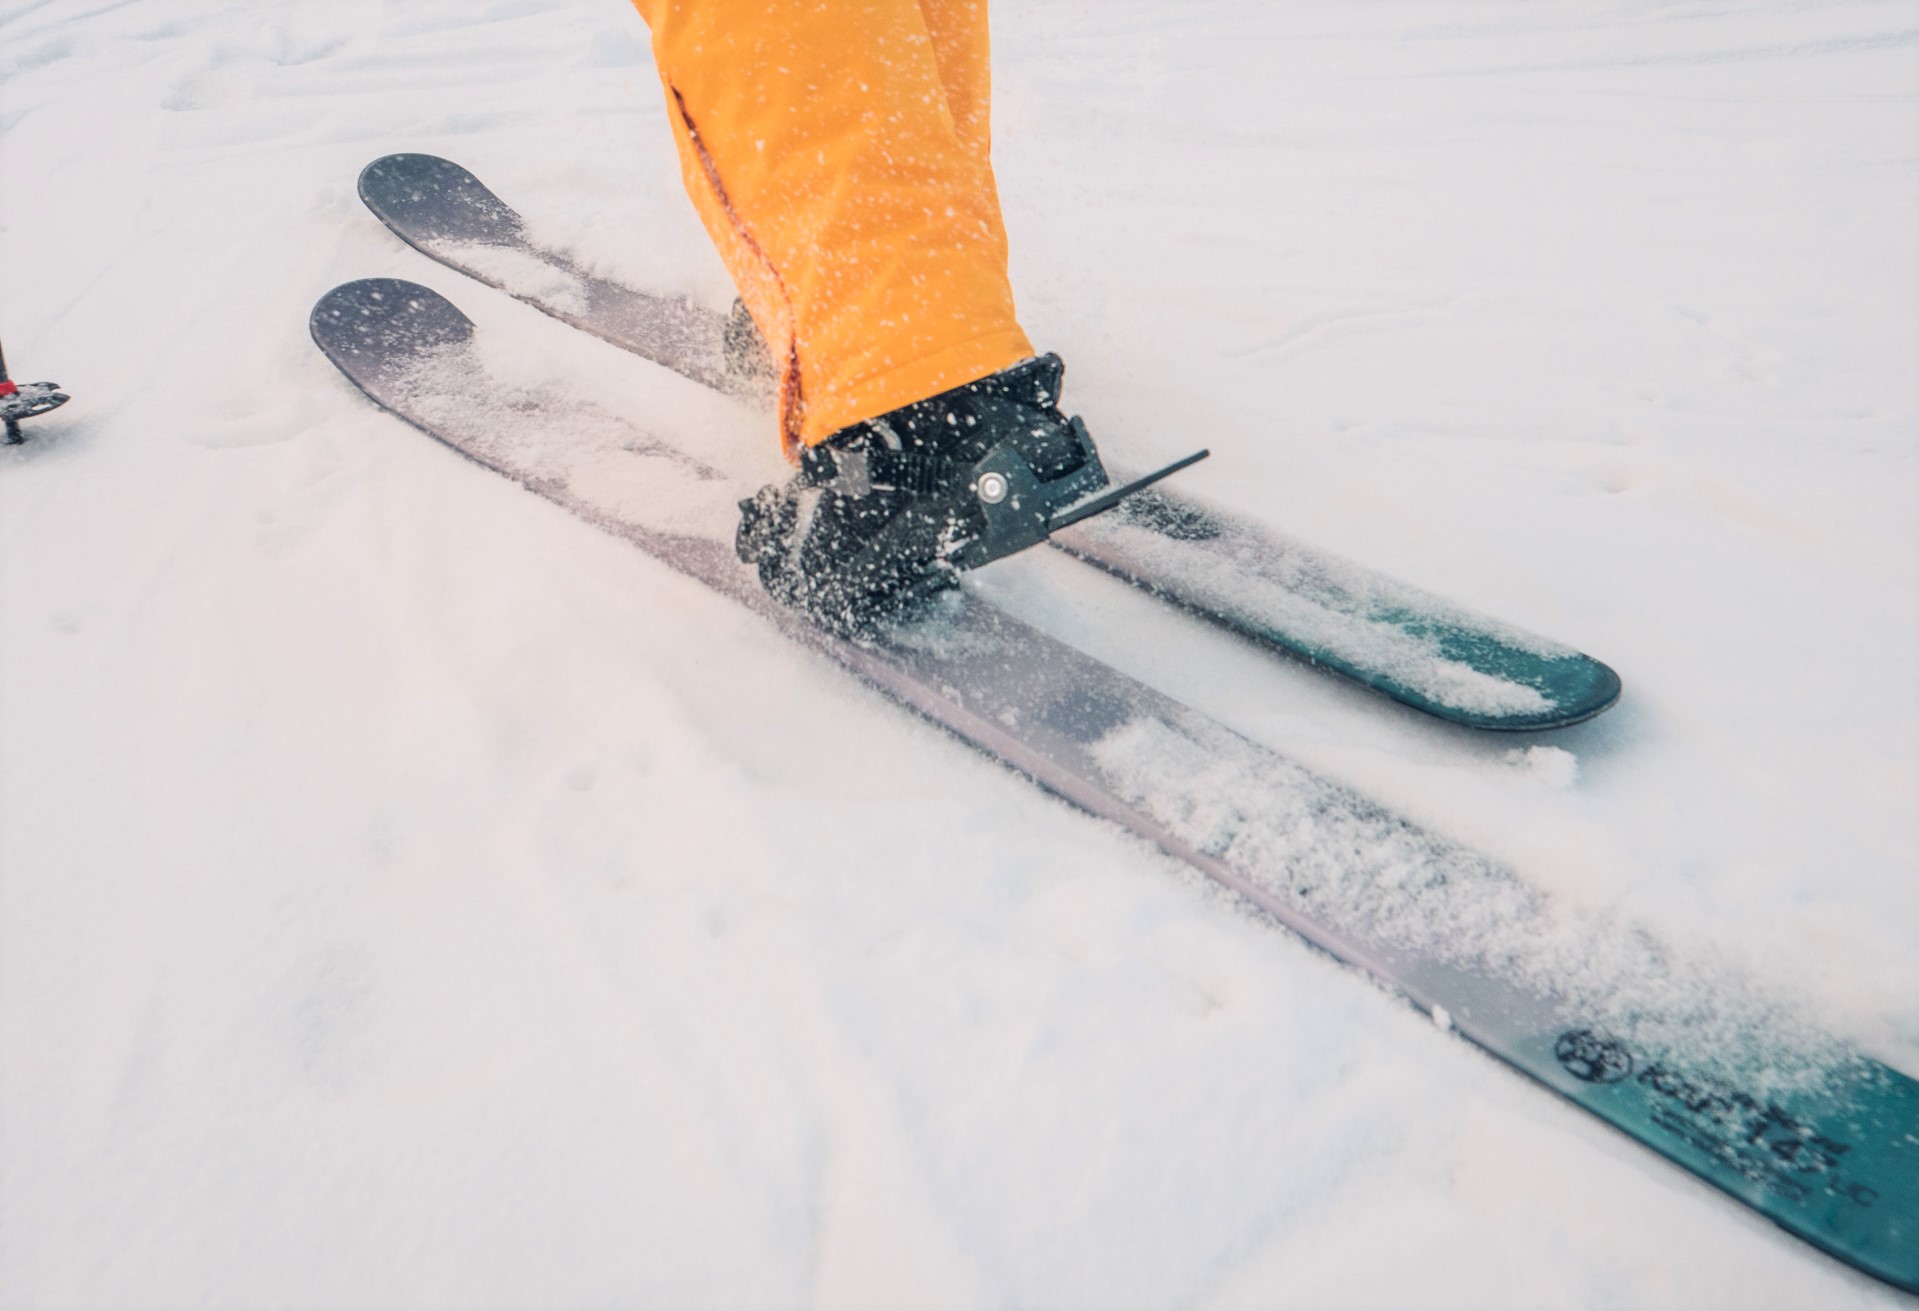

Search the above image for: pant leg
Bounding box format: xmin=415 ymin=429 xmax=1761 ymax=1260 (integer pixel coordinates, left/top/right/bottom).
xmin=917 ymin=0 xmax=992 ymax=163
xmin=630 ymin=0 xmax=1033 ymax=456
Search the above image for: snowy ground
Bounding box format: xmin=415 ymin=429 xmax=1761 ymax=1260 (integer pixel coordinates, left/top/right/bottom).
xmin=3 ymin=0 xmax=1916 ymax=1306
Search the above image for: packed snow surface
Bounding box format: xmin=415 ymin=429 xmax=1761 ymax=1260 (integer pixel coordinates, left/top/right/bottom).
xmin=3 ymin=1 xmax=1916 ymax=1307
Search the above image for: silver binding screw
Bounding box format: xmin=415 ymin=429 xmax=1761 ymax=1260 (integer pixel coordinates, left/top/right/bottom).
xmin=976 ymin=471 xmax=1008 ymax=504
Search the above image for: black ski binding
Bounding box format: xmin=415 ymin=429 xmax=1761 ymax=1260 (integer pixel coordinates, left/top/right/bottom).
xmin=734 ymin=350 xmax=1209 ymax=627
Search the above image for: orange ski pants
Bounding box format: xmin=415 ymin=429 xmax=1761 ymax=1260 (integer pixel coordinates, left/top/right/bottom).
xmin=629 ymin=0 xmax=1035 ymax=457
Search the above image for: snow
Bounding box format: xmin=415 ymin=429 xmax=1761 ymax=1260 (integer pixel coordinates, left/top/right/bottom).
xmin=1508 ymin=744 xmax=1579 ymax=791
xmin=1 ymin=0 xmax=1914 ymax=1306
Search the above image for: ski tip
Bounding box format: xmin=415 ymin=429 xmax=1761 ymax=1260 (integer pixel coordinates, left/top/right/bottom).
xmin=358 ymin=151 xmax=459 ymax=204
xmin=1417 ymin=656 xmax=1623 ymax=733
xmin=1564 ymin=658 xmax=1624 ymax=725
xmin=309 ymin=278 xmax=474 ymax=369
xmin=357 ymin=153 xmax=526 ymax=248
xmin=1436 ymin=656 xmax=1622 ymax=733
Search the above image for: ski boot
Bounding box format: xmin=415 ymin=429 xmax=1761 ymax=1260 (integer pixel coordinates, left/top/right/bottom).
xmin=735 ymin=353 xmax=1206 ymax=629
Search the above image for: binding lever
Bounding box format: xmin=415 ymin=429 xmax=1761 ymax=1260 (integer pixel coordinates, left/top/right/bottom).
xmin=955 ymin=439 xmax=1210 ymax=572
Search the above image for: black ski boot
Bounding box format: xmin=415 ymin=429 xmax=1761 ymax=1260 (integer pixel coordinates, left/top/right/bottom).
xmin=735 ymin=353 xmax=1110 ymax=628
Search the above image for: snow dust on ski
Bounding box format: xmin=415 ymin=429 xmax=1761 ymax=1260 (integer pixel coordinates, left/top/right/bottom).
xmin=3 ymin=1 xmax=1915 ymax=1307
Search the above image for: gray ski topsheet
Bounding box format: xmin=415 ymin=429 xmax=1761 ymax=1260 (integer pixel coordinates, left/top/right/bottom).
xmin=311 ymin=276 xmax=1915 ymax=1293
xmin=355 ymin=153 xmax=1621 ymax=732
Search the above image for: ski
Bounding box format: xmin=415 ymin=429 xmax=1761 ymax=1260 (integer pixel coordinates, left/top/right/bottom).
xmin=311 ymin=275 xmax=1915 ymax=1294
xmin=355 ymin=153 xmax=1622 ymax=732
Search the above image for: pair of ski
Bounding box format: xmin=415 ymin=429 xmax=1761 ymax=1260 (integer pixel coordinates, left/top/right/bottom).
xmin=312 ymin=154 xmax=1915 ymax=1293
